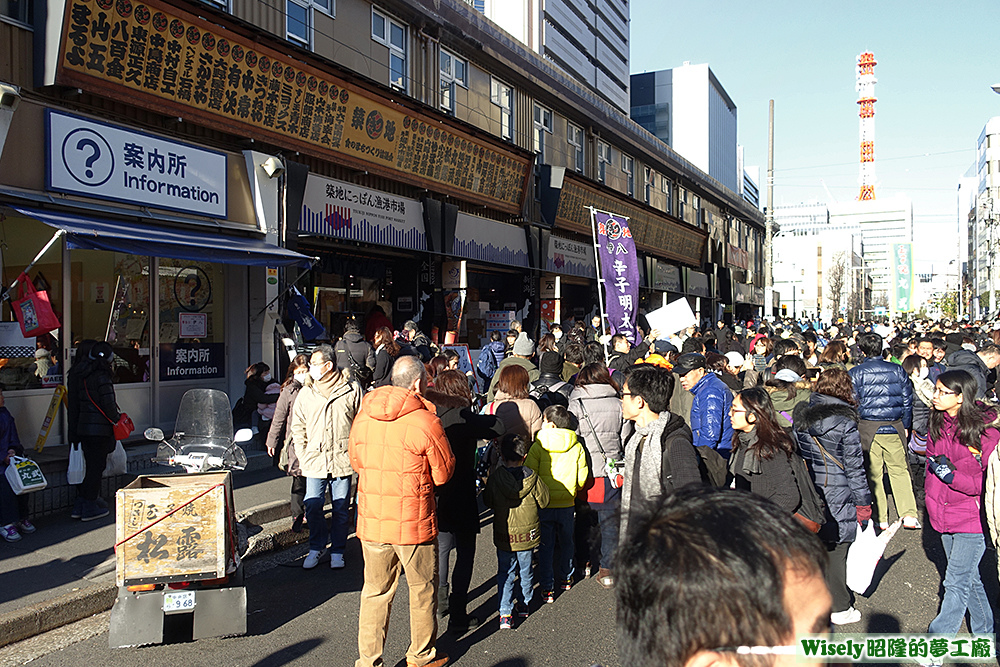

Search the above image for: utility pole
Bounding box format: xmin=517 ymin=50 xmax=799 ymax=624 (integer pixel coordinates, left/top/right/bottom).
xmin=765 ymin=99 xmax=774 ymax=321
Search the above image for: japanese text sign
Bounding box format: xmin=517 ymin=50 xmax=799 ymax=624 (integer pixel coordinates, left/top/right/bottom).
xmin=892 ymin=243 xmax=913 ymax=313
xmin=592 ymin=209 xmax=639 ymax=343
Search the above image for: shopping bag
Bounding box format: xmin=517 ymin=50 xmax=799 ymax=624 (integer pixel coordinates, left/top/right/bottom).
xmin=846 ymin=519 xmax=902 ymax=594
xmin=11 ymin=273 xmax=60 ymax=338
xmin=67 ymin=442 xmax=86 ymax=485
xmin=102 ymin=440 xmax=128 ymax=477
xmin=5 ymin=456 xmax=47 ymax=494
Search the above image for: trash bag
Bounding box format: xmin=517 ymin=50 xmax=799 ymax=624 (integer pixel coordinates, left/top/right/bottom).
xmin=846 ymin=519 xmax=901 ymax=594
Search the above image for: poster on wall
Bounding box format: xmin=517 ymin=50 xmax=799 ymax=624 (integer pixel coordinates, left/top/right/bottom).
xmin=179 ymin=313 xmax=208 ymax=338
xmin=159 ymin=342 xmax=225 ymax=381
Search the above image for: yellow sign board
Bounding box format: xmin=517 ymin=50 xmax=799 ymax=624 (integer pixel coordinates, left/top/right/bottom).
xmin=36 ymin=385 xmax=67 ymax=452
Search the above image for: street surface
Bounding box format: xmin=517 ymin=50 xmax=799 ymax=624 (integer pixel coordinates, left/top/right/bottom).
xmin=0 ymin=496 xmax=993 ymax=667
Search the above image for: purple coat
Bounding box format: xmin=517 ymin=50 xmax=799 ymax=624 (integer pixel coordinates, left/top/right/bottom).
xmin=924 ymin=413 xmax=1000 ymax=534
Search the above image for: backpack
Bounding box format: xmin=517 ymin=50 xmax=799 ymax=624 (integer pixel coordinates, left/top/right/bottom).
xmin=788 ymin=450 xmax=827 ymax=533
xmin=337 ymin=342 xmax=373 ymax=389
xmin=476 ymin=346 xmax=499 ymax=383
xmin=693 ymin=445 xmax=728 ymax=488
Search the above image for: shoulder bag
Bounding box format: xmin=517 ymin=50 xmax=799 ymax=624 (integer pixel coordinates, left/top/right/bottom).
xmin=86 ymin=383 xmax=134 ymax=441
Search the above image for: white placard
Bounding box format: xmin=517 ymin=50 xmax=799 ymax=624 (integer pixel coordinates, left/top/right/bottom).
xmin=646 ymin=299 xmax=698 ymax=336
xmin=179 ymin=313 xmax=208 ymax=338
xmin=47 ymin=110 xmax=228 ymax=218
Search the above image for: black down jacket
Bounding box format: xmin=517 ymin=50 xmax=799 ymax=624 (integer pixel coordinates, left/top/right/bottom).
xmin=847 ymin=356 xmax=913 ymax=433
xmin=793 ymin=393 xmax=871 ymax=544
xmin=945 ymin=349 xmax=989 ymax=400
xmin=67 ymin=356 xmax=119 ymax=442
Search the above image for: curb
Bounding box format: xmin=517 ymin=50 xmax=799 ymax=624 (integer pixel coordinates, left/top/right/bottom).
xmin=0 ymin=501 xmax=305 ymax=649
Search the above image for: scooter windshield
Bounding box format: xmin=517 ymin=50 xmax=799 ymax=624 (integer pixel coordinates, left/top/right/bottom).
xmin=173 ymin=388 xmax=236 ymax=449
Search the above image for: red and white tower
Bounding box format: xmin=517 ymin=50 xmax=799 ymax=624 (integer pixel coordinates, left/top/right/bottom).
xmin=856 ymin=52 xmax=877 ymax=200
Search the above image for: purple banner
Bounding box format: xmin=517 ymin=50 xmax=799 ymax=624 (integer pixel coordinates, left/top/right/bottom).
xmin=593 ymin=210 xmax=639 ymax=343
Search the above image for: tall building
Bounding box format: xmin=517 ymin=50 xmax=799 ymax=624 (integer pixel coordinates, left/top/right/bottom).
xmin=975 ymin=117 xmax=1000 ymax=318
xmin=829 ymin=195 xmax=913 ymax=304
xmin=475 ymin=0 xmax=630 ymax=112
xmin=630 ymin=63 xmax=739 ymax=193
xmin=737 ymin=146 xmax=760 ymax=209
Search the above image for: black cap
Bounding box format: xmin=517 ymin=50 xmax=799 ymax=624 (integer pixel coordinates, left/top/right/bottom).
xmin=539 ymin=351 xmax=563 ymax=375
xmin=89 ymin=341 xmax=113 ymax=361
xmin=673 ymin=353 xmax=706 ymax=376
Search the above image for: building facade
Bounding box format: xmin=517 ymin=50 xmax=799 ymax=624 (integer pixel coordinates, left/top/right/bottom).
xmin=975 ymin=117 xmax=1000 ymax=318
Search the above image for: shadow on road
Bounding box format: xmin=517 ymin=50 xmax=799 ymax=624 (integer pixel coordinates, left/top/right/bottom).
xmin=247 ymin=638 xmax=325 ymax=667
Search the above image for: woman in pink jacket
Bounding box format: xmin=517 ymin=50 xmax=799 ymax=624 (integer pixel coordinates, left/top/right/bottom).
xmin=924 ymin=369 xmax=1000 ymax=636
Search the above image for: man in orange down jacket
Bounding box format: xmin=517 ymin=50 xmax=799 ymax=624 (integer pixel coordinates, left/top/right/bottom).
xmin=349 ymin=354 xmax=456 ymax=667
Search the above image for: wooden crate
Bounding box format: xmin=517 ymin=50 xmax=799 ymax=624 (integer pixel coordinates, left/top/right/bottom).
xmin=115 ymin=471 xmax=234 ymax=587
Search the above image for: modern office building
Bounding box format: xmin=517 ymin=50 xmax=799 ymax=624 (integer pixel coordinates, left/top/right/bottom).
xmin=829 ymin=195 xmax=913 ymax=304
xmin=474 ymin=0 xmax=630 ymax=112
xmin=630 ymin=63 xmax=739 ymax=193
xmin=975 ymin=117 xmax=1000 ymax=318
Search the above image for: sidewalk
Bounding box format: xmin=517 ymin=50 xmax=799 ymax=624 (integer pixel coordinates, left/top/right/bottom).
xmin=0 ymin=449 xmax=307 ymax=647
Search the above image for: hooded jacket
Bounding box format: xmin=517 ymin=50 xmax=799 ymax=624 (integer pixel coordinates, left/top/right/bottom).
xmin=793 ymin=394 xmax=871 ymax=544
xmin=848 ymin=356 xmax=914 ymax=433
xmin=925 ymin=411 xmax=999 ymax=535
xmin=291 ymin=372 xmax=362 ymax=479
xmin=767 ymin=383 xmax=812 ymax=429
xmin=484 ymin=464 xmax=550 ymax=551
xmin=568 ymin=383 xmax=628 ymax=476
xmin=335 ymin=331 xmax=376 ymax=375
xmin=524 ymin=427 xmax=589 ymax=508
xmin=487 ymin=356 xmax=540 ymax=400
xmin=689 ymin=371 xmax=734 ymax=454
xmin=349 ymin=386 xmax=455 ymax=545
xmin=946 ymin=349 xmax=990 ymax=400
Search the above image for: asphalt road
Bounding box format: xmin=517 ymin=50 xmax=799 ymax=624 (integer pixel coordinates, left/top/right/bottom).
xmin=2 ymin=495 xmax=994 ymax=667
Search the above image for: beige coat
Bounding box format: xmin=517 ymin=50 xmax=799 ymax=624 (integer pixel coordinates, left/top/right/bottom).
xmin=291 ymin=374 xmax=363 ymax=479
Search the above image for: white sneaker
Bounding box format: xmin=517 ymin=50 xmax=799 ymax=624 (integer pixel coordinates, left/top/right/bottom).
xmin=303 ymin=548 xmax=326 ymax=569
xmin=878 ymin=522 xmax=889 ymax=530
xmin=330 ymin=553 xmax=345 ymax=569
xmin=902 ymin=516 xmax=922 ymax=530
xmin=830 ymin=607 xmax=862 ymax=625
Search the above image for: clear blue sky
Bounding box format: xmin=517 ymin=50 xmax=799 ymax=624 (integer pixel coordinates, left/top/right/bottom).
xmin=630 ymin=1 xmax=999 ymax=270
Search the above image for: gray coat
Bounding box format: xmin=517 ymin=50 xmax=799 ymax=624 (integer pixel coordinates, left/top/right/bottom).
xmin=568 ymin=384 xmax=629 ymax=477
xmin=265 ymin=380 xmax=304 ymax=476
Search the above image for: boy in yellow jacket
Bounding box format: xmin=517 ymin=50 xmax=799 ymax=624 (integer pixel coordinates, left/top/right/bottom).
xmin=525 ymin=405 xmax=589 ymax=603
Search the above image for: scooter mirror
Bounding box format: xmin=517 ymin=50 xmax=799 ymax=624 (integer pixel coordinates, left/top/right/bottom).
xmin=144 ymin=427 xmax=165 ymax=442
xmin=234 ymin=428 xmax=254 ymax=443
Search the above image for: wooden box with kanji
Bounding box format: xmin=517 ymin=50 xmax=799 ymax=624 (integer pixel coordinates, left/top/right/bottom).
xmin=115 ymin=472 xmax=235 ymax=587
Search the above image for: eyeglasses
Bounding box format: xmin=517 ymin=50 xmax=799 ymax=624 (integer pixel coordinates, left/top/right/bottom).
xmin=933 ymin=387 xmax=957 ymax=397
xmin=620 ymin=392 xmax=637 ymax=398
xmin=729 ymin=408 xmax=747 ymax=415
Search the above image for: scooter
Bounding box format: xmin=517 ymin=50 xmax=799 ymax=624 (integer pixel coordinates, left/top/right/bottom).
xmin=109 ymin=388 xmax=253 ymax=648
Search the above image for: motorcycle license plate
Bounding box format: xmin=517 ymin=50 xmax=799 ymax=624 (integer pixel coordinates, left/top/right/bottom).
xmin=162 ymin=591 xmax=196 ymax=614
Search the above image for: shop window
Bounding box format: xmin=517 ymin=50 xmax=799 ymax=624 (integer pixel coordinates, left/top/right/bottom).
xmin=491 ymin=77 xmax=513 ymax=141
xmin=439 ymin=48 xmax=467 ymax=115
xmin=158 ymin=259 xmax=226 ymax=383
xmin=70 ymin=250 xmax=151 ymax=384
xmin=0 ymin=216 xmax=63 ymax=391
xmin=372 ymin=8 xmax=407 ymax=93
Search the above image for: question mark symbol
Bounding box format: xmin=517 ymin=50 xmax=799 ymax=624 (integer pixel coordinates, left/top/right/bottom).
xmin=185 ymin=273 xmax=202 ymax=307
xmin=76 ymin=138 xmax=101 ymax=179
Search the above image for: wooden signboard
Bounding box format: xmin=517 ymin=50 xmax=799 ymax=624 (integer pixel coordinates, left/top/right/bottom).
xmin=55 ymin=0 xmax=533 ymax=212
xmin=115 ymin=471 xmax=233 ymax=586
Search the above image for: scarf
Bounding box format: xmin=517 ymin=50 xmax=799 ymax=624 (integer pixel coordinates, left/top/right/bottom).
xmin=731 ymin=429 xmax=764 ymax=475
xmin=621 ymin=411 xmax=669 ymax=535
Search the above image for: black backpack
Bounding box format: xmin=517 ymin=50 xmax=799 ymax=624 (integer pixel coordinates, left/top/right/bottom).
xmin=693 ymin=445 xmax=728 ymax=488
xmin=337 ymin=342 xmax=373 ymax=389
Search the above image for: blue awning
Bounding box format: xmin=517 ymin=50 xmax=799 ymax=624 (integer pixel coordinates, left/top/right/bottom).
xmin=14 ymin=207 xmax=315 ymax=268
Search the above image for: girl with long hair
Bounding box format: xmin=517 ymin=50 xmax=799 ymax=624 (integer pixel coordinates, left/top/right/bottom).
xmin=728 ymin=387 xmax=799 ymax=513
xmin=793 ymin=368 xmax=871 ymax=626
xmin=817 ymin=340 xmax=850 ymax=371
xmin=924 ymin=370 xmax=999 ymax=636
xmin=372 ymin=326 xmax=400 ymax=388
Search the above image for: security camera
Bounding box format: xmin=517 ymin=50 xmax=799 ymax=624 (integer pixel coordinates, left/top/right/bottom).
xmin=0 ymin=83 xmax=21 ymax=112
xmin=260 ymin=156 xmax=285 ymax=179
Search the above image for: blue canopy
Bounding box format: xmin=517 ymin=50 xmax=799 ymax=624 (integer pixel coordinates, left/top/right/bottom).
xmin=15 ymin=206 xmax=315 ymax=268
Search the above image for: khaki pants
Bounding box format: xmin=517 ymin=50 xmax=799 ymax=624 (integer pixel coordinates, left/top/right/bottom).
xmin=866 ymin=432 xmax=917 ymax=523
xmin=356 ymin=539 xmax=439 ymax=667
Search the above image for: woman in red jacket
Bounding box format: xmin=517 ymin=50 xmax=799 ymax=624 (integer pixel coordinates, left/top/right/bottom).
xmin=924 ymin=370 xmax=999 ymax=636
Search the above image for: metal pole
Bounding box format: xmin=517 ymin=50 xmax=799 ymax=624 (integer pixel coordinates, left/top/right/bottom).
xmin=765 ymin=100 xmax=774 ymax=320
xmin=1 ymin=229 xmax=65 ymax=301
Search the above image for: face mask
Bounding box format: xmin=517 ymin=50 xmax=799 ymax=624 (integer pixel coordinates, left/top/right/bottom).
xmin=262 ymin=373 xmax=272 ymax=382
xmin=293 ymin=372 xmax=309 ymax=384
xmin=919 ymin=368 xmax=929 ymax=380
xmin=309 ymin=363 xmax=328 ymax=381
xmin=553 ymin=331 xmax=563 ymax=340
xmin=962 ymin=343 xmax=977 ymax=351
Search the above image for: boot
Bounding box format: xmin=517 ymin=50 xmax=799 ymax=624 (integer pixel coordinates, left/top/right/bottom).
xmin=437 ymin=584 xmax=449 ymax=617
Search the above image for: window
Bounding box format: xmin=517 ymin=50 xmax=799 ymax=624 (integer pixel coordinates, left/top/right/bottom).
xmin=491 ymin=77 xmax=513 ymax=141
xmin=1 ymin=0 xmax=32 ymax=25
xmin=439 ymin=49 xmax=467 ymax=115
xmin=533 ymin=104 xmax=552 ymax=162
xmin=661 ymin=178 xmax=672 ymax=214
xmin=567 ymin=123 xmax=584 ymax=173
xmin=372 ymin=8 xmax=407 ymax=92
xmin=622 ymin=153 xmax=634 ymax=197
xmin=286 ymin=0 xmax=332 ymax=47
xmin=597 ymin=141 xmax=611 ymax=183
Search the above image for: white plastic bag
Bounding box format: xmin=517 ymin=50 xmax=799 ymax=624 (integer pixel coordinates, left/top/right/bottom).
xmin=103 ymin=441 xmax=127 ymax=477
xmin=846 ymin=519 xmax=901 ymax=593
xmin=67 ymin=442 xmax=85 ymax=485
xmin=5 ymin=456 xmax=47 ymax=494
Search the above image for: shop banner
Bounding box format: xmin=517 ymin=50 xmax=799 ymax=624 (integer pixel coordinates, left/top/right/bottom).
xmin=686 ymin=270 xmax=711 ymax=298
xmin=47 ymin=110 xmax=227 ymax=217
xmin=452 ymin=214 xmax=529 ymax=267
xmin=546 ymin=235 xmax=596 ymax=278
xmin=286 ymin=286 xmax=327 ymax=341
xmin=592 ymin=209 xmax=639 ymax=343
xmin=892 ymin=243 xmax=914 ymax=313
xmin=300 ymin=174 xmax=425 ymax=250
xmin=159 ymin=342 xmax=225 ymax=381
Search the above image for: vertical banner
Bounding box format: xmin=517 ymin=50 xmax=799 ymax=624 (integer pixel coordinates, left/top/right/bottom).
xmin=591 ymin=209 xmax=640 ymax=343
xmin=892 ymin=243 xmax=913 ymax=313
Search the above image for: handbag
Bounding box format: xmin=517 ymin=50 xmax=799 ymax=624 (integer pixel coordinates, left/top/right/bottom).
xmin=86 ymin=384 xmax=134 ymax=440
xmin=102 ymin=440 xmax=128 ymax=477
xmin=5 ymin=456 xmax=47 ymax=494
xmin=67 ymin=442 xmax=86 ymax=485
xmin=11 ymin=272 xmax=61 ymax=337
xmin=788 ymin=450 xmax=827 ymax=534
xmin=577 ymin=398 xmax=619 ymax=503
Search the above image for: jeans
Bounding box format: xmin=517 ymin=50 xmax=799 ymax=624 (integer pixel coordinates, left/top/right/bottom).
xmin=304 ymin=475 xmax=351 ymax=554
xmin=497 ymin=549 xmax=533 ymax=617
xmin=438 ymin=531 xmax=477 ymax=619
xmin=538 ymin=506 xmax=575 ymax=590
xmin=928 ymin=533 xmax=994 ymax=635
xmin=576 ymin=487 xmax=621 ymax=570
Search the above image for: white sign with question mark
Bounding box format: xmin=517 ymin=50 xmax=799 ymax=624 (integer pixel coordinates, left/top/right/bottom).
xmin=47 ymin=109 xmax=228 ymax=218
